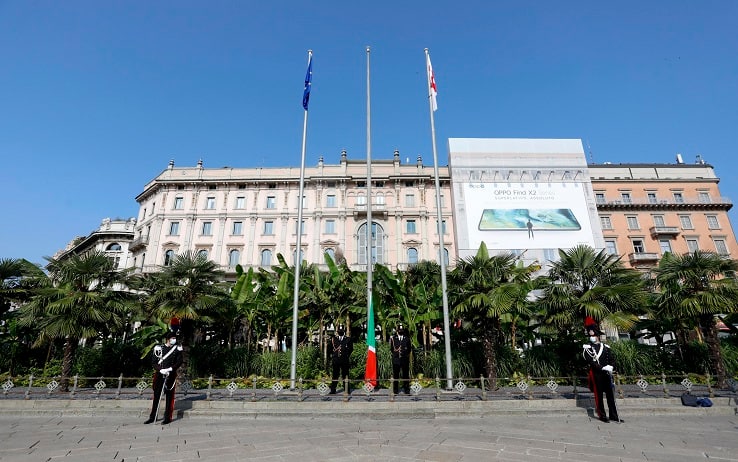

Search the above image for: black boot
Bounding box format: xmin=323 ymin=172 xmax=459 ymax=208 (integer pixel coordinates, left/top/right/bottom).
xmin=144 ymin=417 xmax=154 ymax=424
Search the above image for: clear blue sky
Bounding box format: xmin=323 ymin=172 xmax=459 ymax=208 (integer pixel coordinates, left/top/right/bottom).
xmin=2 ymin=1 xmax=737 ymax=266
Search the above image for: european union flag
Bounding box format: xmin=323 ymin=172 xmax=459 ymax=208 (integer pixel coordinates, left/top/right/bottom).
xmin=302 ymin=55 xmax=312 ymax=110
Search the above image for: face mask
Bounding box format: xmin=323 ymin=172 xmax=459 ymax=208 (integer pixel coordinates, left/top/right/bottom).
xmin=589 ymin=336 xmax=598 ymax=343
xmin=169 ymin=339 xmax=177 ymax=345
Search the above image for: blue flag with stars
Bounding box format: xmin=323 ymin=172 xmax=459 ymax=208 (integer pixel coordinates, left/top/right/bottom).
xmin=302 ymin=55 xmax=312 ymax=110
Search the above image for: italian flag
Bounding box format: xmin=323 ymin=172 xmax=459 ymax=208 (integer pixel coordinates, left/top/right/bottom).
xmin=364 ymin=298 xmax=377 ymax=387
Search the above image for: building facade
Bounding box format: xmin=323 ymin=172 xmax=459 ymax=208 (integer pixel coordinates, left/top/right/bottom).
xmin=130 ymin=151 xmax=455 ymax=276
xmin=55 ymin=217 xmax=136 ymax=270
xmin=590 ymin=160 xmax=737 ymax=269
xmin=127 ymin=140 xmax=737 ymax=275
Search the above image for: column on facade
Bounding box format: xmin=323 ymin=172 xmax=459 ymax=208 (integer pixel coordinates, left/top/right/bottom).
xmin=248 ymin=215 xmax=257 ymax=267
xmin=215 ymin=214 xmax=227 ymax=267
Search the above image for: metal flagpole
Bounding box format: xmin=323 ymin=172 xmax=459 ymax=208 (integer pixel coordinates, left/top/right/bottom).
xmin=425 ymin=48 xmax=454 ymax=390
xmin=364 ymin=46 xmax=375 ymax=385
xmin=290 ymin=49 xmax=312 ymax=389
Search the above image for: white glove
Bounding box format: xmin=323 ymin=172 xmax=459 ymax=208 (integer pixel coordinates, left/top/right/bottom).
xmin=160 ymin=367 xmax=172 ymax=375
xmin=582 ymin=344 xmax=591 ymax=350
xmin=602 ymin=365 xmax=613 ymax=373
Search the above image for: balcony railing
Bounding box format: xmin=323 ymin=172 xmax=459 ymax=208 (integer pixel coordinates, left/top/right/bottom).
xmin=596 ymin=197 xmax=732 ymax=207
xmin=128 ymin=235 xmax=149 ymax=251
xmin=649 ymin=226 xmax=680 ymax=237
xmin=628 ymin=252 xmax=659 ymax=264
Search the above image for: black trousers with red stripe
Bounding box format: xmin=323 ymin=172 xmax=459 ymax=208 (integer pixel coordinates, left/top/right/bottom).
xmin=149 ymin=371 xmax=177 ymax=421
xmin=589 ymin=368 xmax=619 ymax=421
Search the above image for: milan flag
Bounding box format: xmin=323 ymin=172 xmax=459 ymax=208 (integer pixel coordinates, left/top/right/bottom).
xmin=427 ymin=53 xmax=438 ymax=111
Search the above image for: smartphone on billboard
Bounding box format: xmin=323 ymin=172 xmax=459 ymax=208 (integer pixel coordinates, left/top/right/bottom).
xmin=478 ymin=208 xmax=581 ymax=231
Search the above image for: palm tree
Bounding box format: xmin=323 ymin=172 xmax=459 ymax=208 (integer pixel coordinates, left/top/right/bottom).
xmin=145 ymin=251 xmax=229 ymax=346
xmin=0 ymin=258 xmax=45 ymax=318
xmin=449 ymin=242 xmax=540 ymax=386
xmin=539 ymin=245 xmax=646 ymax=336
xmin=231 ymin=265 xmax=270 ymax=352
xmin=17 ymin=251 xmax=133 ymax=389
xmin=651 ymin=250 xmax=738 ymax=388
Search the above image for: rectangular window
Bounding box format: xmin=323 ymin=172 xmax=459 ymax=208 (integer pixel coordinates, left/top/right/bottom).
xmin=543 ymin=248 xmax=557 ymax=262
xmin=297 ymin=195 xmax=307 ymax=208
xmin=202 ymin=221 xmax=213 ymax=236
xmin=169 ymin=222 xmax=180 ymax=236
xmin=356 ymin=195 xmax=367 ymax=205
xmin=325 ymin=219 xmax=336 ymax=234
xmin=699 ymin=192 xmax=711 ymax=203
xmin=406 ymin=220 xmax=417 ymax=233
xmin=300 ymin=220 xmax=306 ymax=235
xmin=236 ymin=196 xmax=245 ymax=209
xmin=405 ymin=194 xmax=415 ymax=207
xmin=620 ymin=192 xmax=632 ymax=204
xmin=673 ymin=192 xmax=684 ymax=203
xmin=626 ymin=216 xmax=639 ymax=230
xmin=632 ymin=239 xmax=645 ymax=253
xmin=653 ymin=215 xmax=665 ymax=227
xmin=266 ymin=196 xmax=276 ymax=209
xmin=706 ymin=215 xmax=720 ymax=229
xmin=436 ymin=220 xmax=447 ymax=234
xmin=206 ymin=197 xmax=216 ymax=209
xmin=647 ymin=192 xmax=657 ymax=204
xmin=605 ymin=240 xmax=618 ymax=255
xmin=686 ymin=239 xmax=699 ymax=252
xmin=174 ymin=197 xmax=184 ymax=209
xmin=659 ymin=239 xmax=672 ymax=254
xmin=326 ymin=194 xmax=336 ymax=207
xmin=595 ymin=193 xmax=605 ymax=204
xmin=714 ymin=239 xmax=728 ymax=255
xmin=151 ymin=202 xmax=155 ymax=215
xmin=600 ymin=216 xmax=612 ymax=229
xmin=264 ymin=221 xmax=274 ymax=235
xmin=232 ymin=221 xmax=243 ymax=235
xmin=679 ymin=215 xmax=693 ymax=229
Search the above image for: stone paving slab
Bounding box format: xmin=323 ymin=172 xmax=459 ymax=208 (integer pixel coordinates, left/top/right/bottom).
xmin=2 ymin=409 xmax=738 ymax=461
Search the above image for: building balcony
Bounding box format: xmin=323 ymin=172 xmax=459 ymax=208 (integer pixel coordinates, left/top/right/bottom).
xmin=649 ymin=226 xmax=680 ymax=237
xmin=353 ymin=204 xmax=389 ymax=219
xmin=628 ymin=252 xmax=659 ymax=265
xmin=129 ymin=235 xmax=149 ymax=251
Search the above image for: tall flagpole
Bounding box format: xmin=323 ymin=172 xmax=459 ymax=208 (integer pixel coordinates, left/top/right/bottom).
xmin=425 ymin=48 xmax=453 ymax=390
xmin=364 ymin=46 xmax=377 ymax=387
xmin=290 ymin=49 xmax=312 ymax=389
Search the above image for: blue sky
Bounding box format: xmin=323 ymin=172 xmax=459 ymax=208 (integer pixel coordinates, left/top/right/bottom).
xmin=2 ymin=1 xmax=737 ymax=266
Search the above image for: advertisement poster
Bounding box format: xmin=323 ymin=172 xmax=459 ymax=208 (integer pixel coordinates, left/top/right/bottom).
xmin=463 ymin=181 xmax=595 ymax=251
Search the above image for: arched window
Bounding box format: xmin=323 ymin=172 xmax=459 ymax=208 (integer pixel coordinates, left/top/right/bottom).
xmin=106 ymin=243 xmax=122 ymax=251
xmin=260 ymin=249 xmax=272 ymax=267
xmin=438 ymin=248 xmax=449 ymax=266
xmin=197 ymin=249 xmax=208 ymax=260
xmin=357 ymin=222 xmax=384 ymax=265
xmin=324 ymin=248 xmax=335 ymax=261
xmin=293 ymin=249 xmax=305 ymax=265
xmin=356 ymin=194 xmax=366 ymax=205
xmin=375 ymin=193 xmax=385 ymax=205
xmin=229 ymin=249 xmax=240 ymax=267
xmin=407 ymin=248 xmax=418 ymax=264
xmin=164 ymin=250 xmax=175 ymax=266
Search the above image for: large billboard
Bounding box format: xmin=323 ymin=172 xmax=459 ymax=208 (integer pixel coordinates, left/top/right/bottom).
xmin=463 ymin=181 xmax=594 ymax=251
xmin=448 ymin=138 xmax=603 ymax=261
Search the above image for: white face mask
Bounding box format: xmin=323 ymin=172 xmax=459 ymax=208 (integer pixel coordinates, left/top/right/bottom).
xmin=589 ymin=336 xmax=598 ymax=343
xmin=169 ymin=339 xmax=177 ymax=345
